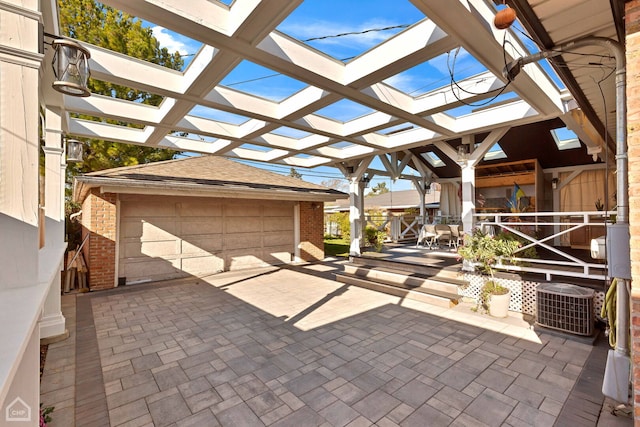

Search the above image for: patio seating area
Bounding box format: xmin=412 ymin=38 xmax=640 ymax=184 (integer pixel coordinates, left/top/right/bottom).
xmin=40 ymin=259 xmax=629 ymax=426
xmin=417 ymin=224 xmax=463 ymax=250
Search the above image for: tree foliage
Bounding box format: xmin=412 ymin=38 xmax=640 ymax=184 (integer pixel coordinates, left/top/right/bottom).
xmin=367 ymin=181 xmax=389 ymax=196
xmin=288 ymin=167 xmax=302 ymax=179
xmin=320 ymin=178 xmax=349 ymax=192
xmin=328 ymin=212 xmax=350 ymax=239
xmin=59 ymin=0 xmax=184 ymax=174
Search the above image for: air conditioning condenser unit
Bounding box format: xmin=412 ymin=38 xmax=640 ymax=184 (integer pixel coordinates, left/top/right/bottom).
xmin=536 ymin=283 xmax=595 ymax=336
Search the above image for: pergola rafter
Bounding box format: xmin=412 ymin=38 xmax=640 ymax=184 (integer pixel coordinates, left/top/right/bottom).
xmin=53 ymin=0 xmax=575 ymax=170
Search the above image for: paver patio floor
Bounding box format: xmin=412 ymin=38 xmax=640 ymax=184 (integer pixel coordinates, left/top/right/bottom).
xmin=41 ymin=261 xmax=628 ymax=426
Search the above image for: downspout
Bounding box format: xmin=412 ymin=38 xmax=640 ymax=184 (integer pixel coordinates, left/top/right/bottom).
xmin=506 ymin=36 xmax=630 ymax=400
xmin=564 ymin=37 xmax=629 ymax=363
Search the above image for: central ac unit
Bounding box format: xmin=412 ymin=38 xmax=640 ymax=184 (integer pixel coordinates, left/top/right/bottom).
xmin=536 ymin=283 xmax=595 ymax=336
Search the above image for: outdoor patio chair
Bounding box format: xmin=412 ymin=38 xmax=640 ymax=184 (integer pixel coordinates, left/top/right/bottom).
xmin=449 ymin=224 xmax=463 ymax=249
xmin=417 ymin=224 xmax=437 ymax=248
xmin=434 ymin=224 xmax=452 ymax=248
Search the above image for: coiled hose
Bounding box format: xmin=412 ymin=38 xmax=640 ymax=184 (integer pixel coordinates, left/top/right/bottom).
xmin=601 ymin=278 xmax=617 ymax=348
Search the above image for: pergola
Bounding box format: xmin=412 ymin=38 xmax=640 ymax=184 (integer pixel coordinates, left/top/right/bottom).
xmin=42 ymin=0 xmax=620 ymax=250
xmin=1 ymin=0 xmax=633 ymax=420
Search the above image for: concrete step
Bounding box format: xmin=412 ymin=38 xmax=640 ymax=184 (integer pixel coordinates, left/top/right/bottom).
xmin=335 ymin=273 xmax=461 ymax=308
xmin=342 ymin=264 xmax=464 ymax=296
xmin=349 ymin=255 xmax=464 ymax=284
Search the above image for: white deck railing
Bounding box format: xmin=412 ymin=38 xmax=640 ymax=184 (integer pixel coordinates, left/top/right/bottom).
xmin=362 ymin=210 xmax=611 ymax=281
xmin=474 ymin=210 xmax=612 ymax=281
xmin=364 ymin=214 xmax=422 ymax=242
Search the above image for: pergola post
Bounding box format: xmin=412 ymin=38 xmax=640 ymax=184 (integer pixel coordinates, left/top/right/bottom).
xmin=338 ymin=158 xmax=373 ymax=257
xmin=460 ymin=164 xmax=476 ymax=233
xmin=39 ymin=106 xmax=67 ymax=340
xmin=348 ymin=177 xmax=366 ymax=256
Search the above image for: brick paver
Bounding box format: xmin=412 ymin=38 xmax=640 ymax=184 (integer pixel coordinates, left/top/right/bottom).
xmin=40 ymin=262 xmax=623 ymax=426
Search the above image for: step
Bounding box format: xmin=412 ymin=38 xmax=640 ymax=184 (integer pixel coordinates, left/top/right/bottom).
xmin=335 ymin=273 xmax=461 ymax=308
xmin=349 ymin=255 xmax=465 ymax=285
xmin=342 ymin=264 xmax=464 ymax=296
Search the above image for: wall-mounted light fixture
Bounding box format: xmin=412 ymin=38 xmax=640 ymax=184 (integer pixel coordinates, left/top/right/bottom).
xmin=66 ymin=139 xmax=83 ymax=162
xmin=424 ymin=181 xmax=432 ymax=194
xmin=362 ymin=174 xmax=371 ymax=188
xmin=50 ymin=37 xmax=91 ymax=97
xmin=551 ymin=178 xmax=559 ymax=189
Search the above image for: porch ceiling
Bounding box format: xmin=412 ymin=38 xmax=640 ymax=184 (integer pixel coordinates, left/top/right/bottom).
xmin=42 ymin=0 xmax=622 ymax=178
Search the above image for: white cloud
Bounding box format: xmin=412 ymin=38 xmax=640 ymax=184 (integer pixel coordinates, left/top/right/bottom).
xmin=317 ymin=100 xmax=373 ymax=121
xmin=151 ymin=25 xmax=191 ymax=55
xmin=429 ymin=48 xmax=473 ymax=76
xmin=383 ymin=74 xmax=418 ymax=93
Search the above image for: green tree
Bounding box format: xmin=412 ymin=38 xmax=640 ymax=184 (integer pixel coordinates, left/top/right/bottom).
xmin=328 ymin=212 xmax=350 ymax=239
xmin=288 ymin=167 xmax=302 ymax=179
xmin=368 ymin=181 xmax=389 ymax=196
xmin=59 ymin=0 xmax=184 ymax=175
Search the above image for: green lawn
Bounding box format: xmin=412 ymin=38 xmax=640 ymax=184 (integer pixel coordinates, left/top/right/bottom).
xmin=324 ymin=236 xmax=350 ymax=257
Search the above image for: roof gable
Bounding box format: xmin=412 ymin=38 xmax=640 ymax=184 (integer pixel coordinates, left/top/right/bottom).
xmin=75 ymin=155 xmax=347 ymax=202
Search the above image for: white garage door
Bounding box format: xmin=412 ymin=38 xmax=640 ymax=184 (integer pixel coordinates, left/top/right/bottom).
xmin=118 ymin=194 xmax=295 ymax=284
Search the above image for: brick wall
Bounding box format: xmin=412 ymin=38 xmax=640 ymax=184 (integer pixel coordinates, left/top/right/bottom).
xmin=81 ymin=189 xmax=117 ymax=290
xmin=627 ymin=1 xmax=640 ymax=420
xmin=299 ymin=201 xmax=324 ymax=261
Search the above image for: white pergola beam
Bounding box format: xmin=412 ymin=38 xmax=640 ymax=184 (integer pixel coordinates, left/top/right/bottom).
xmin=413 ymin=0 xmax=565 ymax=116
xmin=468 ymin=126 xmax=511 ymax=166
xmin=345 ymin=20 xmax=454 ymax=85
xmin=57 ymin=0 xmax=578 ymax=169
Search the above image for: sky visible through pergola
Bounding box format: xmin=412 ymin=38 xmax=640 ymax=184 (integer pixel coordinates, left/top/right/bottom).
xmin=81 ymin=0 xmax=578 ymax=193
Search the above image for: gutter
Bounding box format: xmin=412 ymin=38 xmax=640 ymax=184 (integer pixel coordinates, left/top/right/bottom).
xmin=73 ymin=176 xmax=347 ymax=203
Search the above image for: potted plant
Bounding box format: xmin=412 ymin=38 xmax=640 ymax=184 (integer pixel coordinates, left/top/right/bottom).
xmin=457 ymin=228 xmax=521 ymax=317
xmin=364 ymin=226 xmax=386 ymax=252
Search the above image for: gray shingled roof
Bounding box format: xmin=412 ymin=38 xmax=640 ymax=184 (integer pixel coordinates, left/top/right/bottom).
xmin=74 ymin=155 xmax=347 ymax=202
xmin=327 ymin=189 xmax=440 ymax=211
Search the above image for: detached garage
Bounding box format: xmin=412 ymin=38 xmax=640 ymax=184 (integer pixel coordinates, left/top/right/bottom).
xmin=73 ymin=155 xmax=346 ymax=290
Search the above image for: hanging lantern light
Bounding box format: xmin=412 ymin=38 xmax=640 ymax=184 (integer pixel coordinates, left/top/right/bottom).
xmin=52 ymin=39 xmax=91 ymax=97
xmin=456 ymin=144 xmax=468 ymax=165
xmin=66 ymin=139 xmax=84 ymax=162
xmin=494 ymin=4 xmax=517 ymax=30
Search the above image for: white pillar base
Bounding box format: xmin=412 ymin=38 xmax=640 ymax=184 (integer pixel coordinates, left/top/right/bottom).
xmin=39 ymin=313 xmax=66 ymax=340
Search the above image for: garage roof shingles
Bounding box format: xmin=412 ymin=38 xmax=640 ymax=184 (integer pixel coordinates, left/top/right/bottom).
xmin=74 ymin=155 xmax=347 ymax=202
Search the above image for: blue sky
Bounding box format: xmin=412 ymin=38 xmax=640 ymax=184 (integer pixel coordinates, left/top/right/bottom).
xmin=145 ymin=1 xmax=565 ymax=192
xmin=147 ymin=0 xmax=439 ymax=191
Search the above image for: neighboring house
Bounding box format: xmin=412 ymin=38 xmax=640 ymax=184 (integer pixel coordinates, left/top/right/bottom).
xmin=325 ymin=189 xmax=441 ymax=239
xmin=326 ymin=189 xmax=440 ymax=214
xmin=73 ymin=156 xmax=347 ymax=290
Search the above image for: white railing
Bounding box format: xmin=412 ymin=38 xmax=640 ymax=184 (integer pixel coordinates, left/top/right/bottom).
xmin=365 ymin=214 xmax=421 ymax=243
xmin=364 ymin=214 xmax=463 ymax=243
xmin=474 ymin=210 xmax=612 ymax=281
xmin=357 ymin=210 xmax=611 ymax=280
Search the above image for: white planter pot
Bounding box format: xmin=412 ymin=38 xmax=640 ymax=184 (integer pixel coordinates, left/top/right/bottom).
xmin=488 ymin=290 xmax=510 ymax=318
xmin=461 ymin=259 xmax=475 ymax=272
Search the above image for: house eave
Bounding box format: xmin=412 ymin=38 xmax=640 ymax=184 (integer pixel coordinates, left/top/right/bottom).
xmin=74 ymin=177 xmax=347 ymax=203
